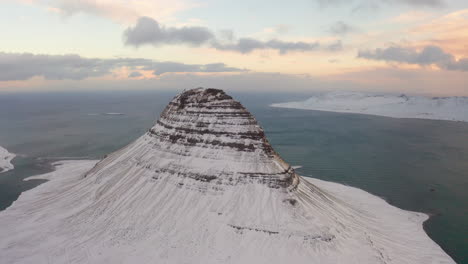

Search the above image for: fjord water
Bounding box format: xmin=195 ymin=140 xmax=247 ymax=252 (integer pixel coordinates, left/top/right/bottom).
xmin=0 ymin=91 xmax=467 ymax=263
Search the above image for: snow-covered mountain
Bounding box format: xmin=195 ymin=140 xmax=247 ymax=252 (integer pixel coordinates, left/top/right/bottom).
xmin=271 ymin=91 xmax=468 ymax=122
xmin=0 ymin=146 xmax=15 ymax=173
xmin=0 ymin=88 xmax=455 ymax=263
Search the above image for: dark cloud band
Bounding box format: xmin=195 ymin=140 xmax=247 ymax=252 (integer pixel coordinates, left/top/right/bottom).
xmin=0 ymin=52 xmax=246 ymax=81
xmin=358 ymin=45 xmax=468 ymax=71
xmin=124 ymin=17 xmax=214 ymax=47
xmin=124 ymin=17 xmax=342 ymax=54
xmin=210 ymin=38 xmax=321 ymax=54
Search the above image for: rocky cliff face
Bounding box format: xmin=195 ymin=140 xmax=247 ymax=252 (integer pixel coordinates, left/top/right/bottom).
xmin=0 ymin=88 xmax=455 ymax=264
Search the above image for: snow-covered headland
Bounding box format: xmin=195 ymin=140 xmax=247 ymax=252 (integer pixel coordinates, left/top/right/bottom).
xmin=0 ymin=88 xmax=455 ymax=263
xmin=0 ymin=146 xmax=15 ymax=174
xmin=271 ymin=91 xmax=468 ymax=122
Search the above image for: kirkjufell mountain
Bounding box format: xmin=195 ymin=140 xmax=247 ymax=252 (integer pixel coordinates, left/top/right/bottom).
xmin=0 ymin=88 xmax=454 ymax=264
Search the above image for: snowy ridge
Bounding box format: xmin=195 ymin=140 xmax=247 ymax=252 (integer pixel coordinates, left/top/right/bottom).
xmin=0 ymin=146 xmax=15 ymax=174
xmin=271 ymin=91 xmax=468 ymax=122
xmin=0 ymin=88 xmax=455 ymax=263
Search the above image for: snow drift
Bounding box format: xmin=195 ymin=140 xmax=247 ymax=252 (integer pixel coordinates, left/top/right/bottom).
xmin=0 ymin=88 xmax=455 ymax=263
xmin=271 ymin=91 xmax=468 ymax=122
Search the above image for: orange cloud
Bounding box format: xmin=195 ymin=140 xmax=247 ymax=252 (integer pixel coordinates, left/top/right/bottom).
xmin=411 ymin=9 xmax=468 ymax=56
xmin=390 ymin=11 xmax=434 ymax=24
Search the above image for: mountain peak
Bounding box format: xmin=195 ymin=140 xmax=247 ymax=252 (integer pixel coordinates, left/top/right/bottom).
xmin=88 ymin=87 xmax=299 ymax=190
xmin=176 ymin=88 xmax=233 ymax=107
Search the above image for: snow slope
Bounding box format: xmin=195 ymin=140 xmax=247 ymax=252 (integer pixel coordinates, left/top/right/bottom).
xmin=0 ymin=146 xmax=15 ymax=173
xmin=271 ymin=91 xmax=468 ymax=122
xmin=0 ymin=88 xmax=455 ymax=263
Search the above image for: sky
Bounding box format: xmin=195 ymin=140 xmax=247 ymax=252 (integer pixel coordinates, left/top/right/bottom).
xmin=0 ymin=0 xmax=467 ymax=95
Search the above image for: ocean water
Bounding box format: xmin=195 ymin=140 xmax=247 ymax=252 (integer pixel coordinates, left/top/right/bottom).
xmin=0 ymin=90 xmax=467 ymax=263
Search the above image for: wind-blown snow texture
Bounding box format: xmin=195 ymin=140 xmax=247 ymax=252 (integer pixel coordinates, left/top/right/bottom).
xmin=0 ymin=88 xmax=455 ymax=263
xmin=0 ymin=146 xmax=15 ymax=173
xmin=271 ymin=91 xmax=468 ymax=122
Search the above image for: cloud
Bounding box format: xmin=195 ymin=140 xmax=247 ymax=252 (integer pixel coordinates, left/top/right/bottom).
xmin=263 ymin=24 xmax=292 ymax=34
xmin=315 ymin=0 xmax=444 ymax=9
xmin=124 ymin=16 xmax=214 ymax=46
xmin=129 ymin=71 xmax=143 ymax=78
xmin=328 ymin=21 xmax=356 ymax=35
xmin=358 ymin=45 xmax=468 ymax=71
xmin=445 ymin=58 xmax=468 ymax=71
xmin=211 ymin=38 xmax=321 ymax=54
xmin=0 ymin=52 xmax=246 ymax=81
xmin=141 ymin=62 xmax=247 ymax=75
xmin=326 ymin=40 xmax=343 ymax=51
xmin=13 ymin=0 xmax=193 ymax=23
xmin=389 ymin=11 xmax=433 ymax=23
xmin=124 ymin=17 xmax=342 ymax=54
xmin=315 ymin=0 xmax=347 ymax=7
xmin=398 ymin=0 xmax=443 ymax=6
xmin=8 ymin=68 xmax=467 ymax=96
xmin=411 ymin=9 xmax=468 ymax=56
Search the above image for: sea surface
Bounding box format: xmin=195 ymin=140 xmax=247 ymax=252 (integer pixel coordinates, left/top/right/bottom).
xmin=0 ymin=90 xmax=467 ymax=263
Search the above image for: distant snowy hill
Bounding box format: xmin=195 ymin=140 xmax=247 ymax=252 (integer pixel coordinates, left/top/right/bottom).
xmin=0 ymin=89 xmax=455 ymax=263
xmin=0 ymin=146 xmax=15 ymax=173
xmin=271 ymin=91 xmax=468 ymax=122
